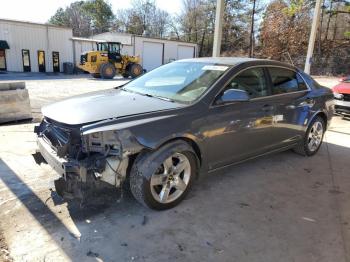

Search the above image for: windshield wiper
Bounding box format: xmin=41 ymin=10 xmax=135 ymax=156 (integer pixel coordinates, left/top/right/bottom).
xmin=120 ymin=88 xmax=176 ymax=103
xmin=144 ymin=93 xmax=176 ymax=102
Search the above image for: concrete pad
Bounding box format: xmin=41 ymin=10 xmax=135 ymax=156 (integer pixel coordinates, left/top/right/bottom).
xmin=0 ymin=82 xmax=32 ymax=123
xmin=0 ymin=117 xmax=349 ymax=261
xmin=0 ymin=74 xmax=129 ymax=122
xmin=313 ymin=76 xmax=340 ymax=89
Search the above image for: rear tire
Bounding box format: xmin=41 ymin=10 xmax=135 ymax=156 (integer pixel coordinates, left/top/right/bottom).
xmin=100 ymin=63 xmax=116 ymax=79
xmin=130 ymin=141 xmax=197 ymax=210
xmin=128 ymin=63 xmax=143 ymax=78
xmin=293 ymin=116 xmax=325 ymax=156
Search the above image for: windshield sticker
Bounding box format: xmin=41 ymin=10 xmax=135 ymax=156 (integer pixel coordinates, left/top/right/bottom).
xmin=202 ymin=65 xmax=228 ymax=71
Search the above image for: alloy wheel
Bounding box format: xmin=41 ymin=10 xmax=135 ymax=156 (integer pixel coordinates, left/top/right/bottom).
xmin=307 ymin=121 xmax=324 ymax=152
xmin=150 ymin=153 xmax=191 ymax=204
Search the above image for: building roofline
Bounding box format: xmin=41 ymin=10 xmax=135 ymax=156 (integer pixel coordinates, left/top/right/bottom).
xmin=0 ymin=18 xmax=72 ymax=30
xmin=135 ymin=35 xmax=197 ymax=46
xmin=71 ymin=37 xmax=106 ymax=42
xmin=92 ymin=31 xmax=198 ymax=46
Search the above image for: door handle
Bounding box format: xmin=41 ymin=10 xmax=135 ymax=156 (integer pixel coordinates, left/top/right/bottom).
xmin=262 ymin=104 xmax=274 ymax=112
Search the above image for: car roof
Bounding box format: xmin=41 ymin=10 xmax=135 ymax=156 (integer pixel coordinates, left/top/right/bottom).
xmin=176 ymin=57 xmax=296 ymax=69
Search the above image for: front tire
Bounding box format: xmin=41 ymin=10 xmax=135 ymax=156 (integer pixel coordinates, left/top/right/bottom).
xmin=130 ymin=141 xmax=197 ymax=210
xmin=128 ymin=63 xmax=143 ymax=79
xmin=100 ymin=63 xmax=116 ymax=79
xmin=293 ymin=116 xmax=325 ymax=156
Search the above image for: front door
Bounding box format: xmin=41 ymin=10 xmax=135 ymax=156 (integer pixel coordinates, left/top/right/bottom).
xmin=0 ymin=49 xmax=6 ymax=71
xmin=22 ymin=49 xmax=31 ymax=72
xmin=52 ymin=51 xmax=60 ymax=72
xmin=38 ymin=50 xmax=46 ymax=72
xmin=206 ymin=67 xmax=275 ymax=170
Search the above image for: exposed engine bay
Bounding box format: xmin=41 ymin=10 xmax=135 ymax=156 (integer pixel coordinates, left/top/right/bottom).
xmin=34 ymin=117 xmax=144 ymax=202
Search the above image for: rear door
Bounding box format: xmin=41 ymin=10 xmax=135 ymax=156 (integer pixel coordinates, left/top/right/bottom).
xmin=265 ymin=67 xmax=310 ymax=147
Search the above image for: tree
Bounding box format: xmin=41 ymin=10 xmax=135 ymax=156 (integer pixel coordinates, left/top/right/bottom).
xmin=49 ymin=0 xmax=114 ymax=37
xmin=113 ymin=0 xmax=171 ymax=38
xmin=176 ymin=0 xmax=260 ymax=57
xmin=49 ymin=8 xmax=69 ymax=26
xmin=259 ymin=0 xmax=311 ymax=62
xmin=249 ymin=0 xmax=257 ymax=57
xmin=83 ymin=0 xmax=114 ymax=34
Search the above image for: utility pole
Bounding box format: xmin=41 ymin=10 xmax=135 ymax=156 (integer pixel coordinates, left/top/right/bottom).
xmin=249 ymin=0 xmax=256 ymax=58
xmin=212 ymin=0 xmax=225 ymax=57
xmin=304 ymin=0 xmax=322 ymax=74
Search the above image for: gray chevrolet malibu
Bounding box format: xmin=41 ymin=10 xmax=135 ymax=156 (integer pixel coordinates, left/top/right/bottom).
xmin=34 ymin=58 xmax=334 ymax=210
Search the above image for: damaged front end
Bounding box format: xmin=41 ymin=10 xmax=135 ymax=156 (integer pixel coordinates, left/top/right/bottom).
xmin=34 ymin=118 xmax=144 ymax=201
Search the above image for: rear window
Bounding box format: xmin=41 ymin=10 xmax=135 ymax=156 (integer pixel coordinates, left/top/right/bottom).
xmin=268 ymin=68 xmax=307 ymax=94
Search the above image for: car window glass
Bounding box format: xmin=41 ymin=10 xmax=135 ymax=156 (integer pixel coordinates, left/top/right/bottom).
xmin=225 ymin=67 xmax=268 ymax=99
xmin=269 ymin=68 xmax=305 ymax=94
xmin=299 ymin=72 xmax=322 ymax=89
xmin=297 ymin=74 xmax=308 ymax=91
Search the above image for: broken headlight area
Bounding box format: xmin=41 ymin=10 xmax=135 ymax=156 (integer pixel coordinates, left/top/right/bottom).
xmin=34 ymin=119 xmax=131 ymax=202
xmin=82 ymin=130 xmax=122 ymax=156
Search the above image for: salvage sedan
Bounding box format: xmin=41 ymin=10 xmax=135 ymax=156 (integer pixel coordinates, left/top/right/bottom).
xmin=34 ymin=58 xmax=334 ymax=210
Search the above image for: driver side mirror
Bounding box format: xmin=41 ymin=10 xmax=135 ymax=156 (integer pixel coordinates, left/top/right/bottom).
xmin=216 ymin=89 xmax=250 ymax=104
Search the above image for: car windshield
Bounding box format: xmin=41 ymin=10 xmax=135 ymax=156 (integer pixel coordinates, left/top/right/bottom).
xmin=123 ymin=62 xmax=229 ymax=103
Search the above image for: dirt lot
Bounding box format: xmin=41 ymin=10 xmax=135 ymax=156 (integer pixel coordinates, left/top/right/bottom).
xmin=0 ymin=74 xmax=349 ymax=261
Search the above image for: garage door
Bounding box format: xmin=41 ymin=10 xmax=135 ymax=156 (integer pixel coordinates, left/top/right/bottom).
xmin=142 ymin=42 xmax=163 ymax=72
xmin=177 ymin=45 xmax=195 ymax=60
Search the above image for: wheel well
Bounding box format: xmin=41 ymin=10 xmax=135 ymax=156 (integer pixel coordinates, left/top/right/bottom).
xmin=156 ymin=137 xmax=202 ymax=167
xmin=315 ymin=112 xmax=328 ymax=129
xmin=125 ymin=137 xmax=202 ymax=176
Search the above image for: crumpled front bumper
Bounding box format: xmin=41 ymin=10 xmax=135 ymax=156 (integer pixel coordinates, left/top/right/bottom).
xmin=36 ymin=134 xmax=129 ymax=191
xmin=36 ymin=137 xmax=80 ymax=178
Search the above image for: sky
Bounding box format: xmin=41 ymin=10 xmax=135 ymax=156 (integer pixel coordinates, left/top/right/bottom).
xmin=0 ymin=0 xmax=184 ymax=24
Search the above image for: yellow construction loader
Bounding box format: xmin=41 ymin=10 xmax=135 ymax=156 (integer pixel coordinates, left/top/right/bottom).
xmin=78 ymin=41 xmax=143 ymax=79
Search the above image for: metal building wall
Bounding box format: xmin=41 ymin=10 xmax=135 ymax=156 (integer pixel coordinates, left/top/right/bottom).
xmin=91 ymin=32 xmax=197 ymax=72
xmin=0 ymin=19 xmax=73 ymax=72
xmin=133 ymin=36 xmax=197 ymax=71
xmin=72 ymin=40 xmax=96 ymax=65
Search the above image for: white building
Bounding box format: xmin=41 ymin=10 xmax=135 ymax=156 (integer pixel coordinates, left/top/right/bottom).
xmin=0 ymin=18 xmax=73 ymax=73
xmin=0 ymin=18 xmax=197 ymax=73
xmin=89 ymin=32 xmax=198 ymax=72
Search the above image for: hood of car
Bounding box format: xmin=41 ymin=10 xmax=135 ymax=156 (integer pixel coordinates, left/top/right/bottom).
xmin=42 ymin=89 xmax=184 ymax=125
xmin=333 ymin=82 xmax=350 ymax=94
